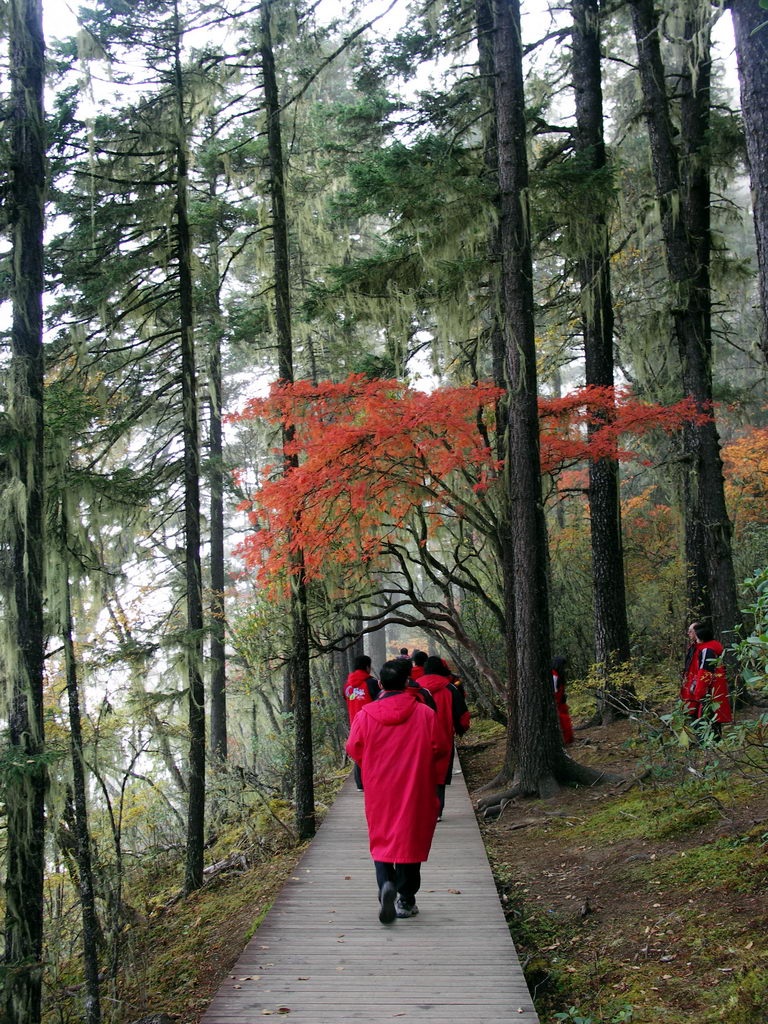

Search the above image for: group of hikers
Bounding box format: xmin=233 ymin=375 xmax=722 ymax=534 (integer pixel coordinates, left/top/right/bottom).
xmin=343 ymin=625 xmax=732 ymax=925
xmin=343 ymin=649 xmax=470 ymax=923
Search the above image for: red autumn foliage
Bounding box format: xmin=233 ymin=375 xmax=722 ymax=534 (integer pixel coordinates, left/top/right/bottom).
xmin=230 ymin=375 xmax=707 ymax=586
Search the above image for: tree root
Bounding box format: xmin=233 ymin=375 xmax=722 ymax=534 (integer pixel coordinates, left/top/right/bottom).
xmin=475 ymin=757 xmax=623 ymax=815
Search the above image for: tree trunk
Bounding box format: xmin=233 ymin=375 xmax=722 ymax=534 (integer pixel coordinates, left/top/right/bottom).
xmin=630 ymin=0 xmax=738 ymax=642
xmin=261 ymin=0 xmax=315 ymax=839
xmin=572 ymin=0 xmax=632 ymax=722
xmin=493 ymin=0 xmax=566 ymax=796
xmin=62 ymin=570 xmax=102 ymax=1024
xmin=4 ymin=2 xmax=47 ymax=1021
xmin=476 ymin=0 xmax=508 ymax=452
xmin=207 ymin=175 xmax=227 ymax=765
xmin=730 ymin=0 xmax=768 ymax=359
xmin=173 ymin=5 xmax=206 ymax=894
xmin=366 ymin=621 xmax=387 ymax=674
xmin=474 ymin=0 xmax=623 ymax=810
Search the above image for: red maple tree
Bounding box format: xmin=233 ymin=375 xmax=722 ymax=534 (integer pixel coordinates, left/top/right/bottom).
xmin=231 ymin=375 xmax=705 ymax=590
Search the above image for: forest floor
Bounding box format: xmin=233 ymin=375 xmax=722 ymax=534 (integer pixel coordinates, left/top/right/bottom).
xmin=459 ymin=712 xmax=768 ymax=1024
xmin=81 ymin=713 xmax=768 ymax=1024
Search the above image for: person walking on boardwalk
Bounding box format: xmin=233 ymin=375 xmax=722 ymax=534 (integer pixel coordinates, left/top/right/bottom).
xmin=416 ymin=656 xmax=471 ymax=819
xmin=410 ymin=649 xmax=428 ymax=681
xmin=344 ymin=655 xmax=380 ymax=790
xmin=346 ymin=659 xmax=449 ymax=923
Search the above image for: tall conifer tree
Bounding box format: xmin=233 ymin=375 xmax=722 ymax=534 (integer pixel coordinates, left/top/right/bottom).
xmin=4 ymin=1 xmax=47 ymax=1021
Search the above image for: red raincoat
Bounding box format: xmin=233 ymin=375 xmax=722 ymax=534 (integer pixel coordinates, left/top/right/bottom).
xmin=346 ymin=691 xmax=446 ymax=862
xmin=344 ymin=669 xmax=378 ymax=725
xmin=418 ymin=673 xmax=471 ymax=784
xmin=553 ymin=670 xmax=574 ymax=744
xmin=680 ymin=640 xmax=733 ymax=723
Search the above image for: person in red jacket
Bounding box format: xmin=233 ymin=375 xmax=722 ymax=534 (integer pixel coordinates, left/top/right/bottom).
xmin=418 ymin=656 xmax=471 ymax=818
xmin=344 ymin=655 xmax=380 ymax=790
xmin=346 ymin=660 xmax=448 ymax=923
xmin=552 ymin=655 xmax=574 ymax=745
xmin=680 ymin=621 xmax=733 ymax=740
xmin=410 ymin=650 xmax=428 ymax=681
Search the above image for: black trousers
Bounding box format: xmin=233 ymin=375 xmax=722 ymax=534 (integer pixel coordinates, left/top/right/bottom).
xmin=374 ymin=861 xmax=421 ymax=906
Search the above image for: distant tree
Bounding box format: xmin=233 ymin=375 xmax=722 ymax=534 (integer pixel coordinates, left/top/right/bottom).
xmin=629 ymin=0 xmax=739 ymax=643
xmin=260 ymin=0 xmax=315 ymax=840
xmin=729 ymin=0 xmax=768 ymax=359
xmin=571 ymin=0 xmax=632 ymax=719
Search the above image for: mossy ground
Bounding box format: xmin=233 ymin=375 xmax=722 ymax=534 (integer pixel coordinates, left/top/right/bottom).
xmin=460 ymin=714 xmax=768 ymax=1024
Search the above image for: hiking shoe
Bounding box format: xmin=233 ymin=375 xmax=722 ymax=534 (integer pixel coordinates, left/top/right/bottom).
xmin=395 ymin=898 xmax=419 ymax=919
xmin=378 ymin=881 xmax=396 ymax=924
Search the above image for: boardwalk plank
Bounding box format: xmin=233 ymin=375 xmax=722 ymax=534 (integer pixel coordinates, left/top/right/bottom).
xmin=201 ymin=764 xmax=539 ymax=1023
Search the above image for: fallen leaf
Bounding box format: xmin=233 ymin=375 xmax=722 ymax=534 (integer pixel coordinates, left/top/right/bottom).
xmin=277 ymin=1009 xmax=291 ymax=1014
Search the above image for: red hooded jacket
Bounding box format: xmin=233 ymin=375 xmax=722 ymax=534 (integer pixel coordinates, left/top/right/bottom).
xmin=346 ymin=691 xmax=446 ymax=862
xmin=417 ymin=673 xmax=471 ymax=783
xmin=553 ymin=670 xmax=574 ymax=744
xmin=344 ymin=669 xmax=379 ymax=725
xmin=680 ymin=640 xmax=733 ymax=723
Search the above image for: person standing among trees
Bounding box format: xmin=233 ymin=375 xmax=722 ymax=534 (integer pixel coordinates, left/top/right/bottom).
xmin=346 ymin=660 xmax=448 ymax=922
xmin=552 ymin=656 xmax=574 ymax=745
xmin=680 ymin=622 xmax=733 ymax=740
xmin=418 ymin=656 xmax=471 ymax=818
xmin=344 ymin=655 xmax=380 ymax=790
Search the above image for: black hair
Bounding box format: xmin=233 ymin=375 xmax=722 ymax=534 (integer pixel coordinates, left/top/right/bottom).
xmin=379 ymin=660 xmax=409 ymax=690
xmin=399 ymin=647 xmax=409 ymax=656
xmin=424 ymin=655 xmax=450 ymax=677
xmin=412 ymin=650 xmax=428 ymax=667
xmin=693 ymin=621 xmax=714 ymax=643
xmin=353 ymin=654 xmax=371 ymax=671
xmin=552 ymin=655 xmax=568 ymax=678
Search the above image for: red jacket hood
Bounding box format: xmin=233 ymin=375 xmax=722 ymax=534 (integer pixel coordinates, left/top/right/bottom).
xmin=347 ymin=669 xmax=372 ymax=686
xmin=364 ymin=691 xmax=420 ymax=726
xmin=418 ymin=673 xmax=450 ymax=694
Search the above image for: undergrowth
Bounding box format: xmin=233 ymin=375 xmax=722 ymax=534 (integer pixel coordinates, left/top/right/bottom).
xmin=474 ymin=702 xmax=768 ymax=1024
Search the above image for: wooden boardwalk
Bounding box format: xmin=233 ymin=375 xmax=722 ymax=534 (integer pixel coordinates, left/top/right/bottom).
xmin=202 ymin=761 xmax=539 ymax=1023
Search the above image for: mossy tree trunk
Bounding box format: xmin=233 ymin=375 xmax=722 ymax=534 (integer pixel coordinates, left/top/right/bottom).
xmin=4 ymin=2 xmax=47 ymax=1022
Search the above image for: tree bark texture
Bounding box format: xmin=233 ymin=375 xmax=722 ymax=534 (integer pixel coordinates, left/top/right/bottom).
xmin=571 ymin=0 xmax=632 ymax=713
xmin=207 ymin=180 xmax=227 ymax=765
xmin=173 ymin=9 xmax=206 ymax=894
xmin=63 ymin=573 xmax=102 ymax=1024
xmin=630 ymin=0 xmax=738 ymax=642
xmin=493 ymin=0 xmax=565 ymax=796
xmin=4 ymin=2 xmax=47 ymax=1021
xmin=730 ymin=0 xmax=768 ymax=359
xmin=476 ymin=0 xmax=509 ymax=455
xmin=261 ymin=0 xmax=315 ymax=839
